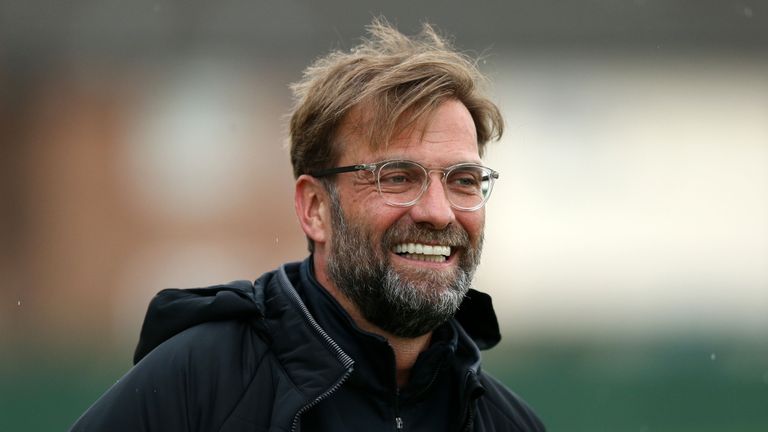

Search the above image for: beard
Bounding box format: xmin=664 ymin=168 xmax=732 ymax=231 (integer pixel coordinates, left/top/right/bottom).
xmin=325 ymin=188 xmax=484 ymax=338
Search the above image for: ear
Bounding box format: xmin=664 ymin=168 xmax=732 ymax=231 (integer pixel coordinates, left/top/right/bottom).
xmin=295 ymin=175 xmax=331 ymax=246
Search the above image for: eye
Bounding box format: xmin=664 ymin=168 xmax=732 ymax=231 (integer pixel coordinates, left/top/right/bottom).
xmin=448 ymin=168 xmax=482 ymax=188
xmin=452 ymin=175 xmax=479 ymax=187
xmin=380 ymin=172 xmax=412 ymax=184
xmin=378 ymin=161 xmax=425 ymax=191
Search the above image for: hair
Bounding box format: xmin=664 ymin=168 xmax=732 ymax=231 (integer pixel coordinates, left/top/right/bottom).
xmin=289 ymin=18 xmax=504 ymax=252
xmin=288 ymin=18 xmax=504 ymax=179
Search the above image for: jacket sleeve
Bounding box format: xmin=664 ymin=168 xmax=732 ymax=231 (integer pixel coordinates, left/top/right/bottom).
xmin=69 ymin=321 xmax=257 ymax=432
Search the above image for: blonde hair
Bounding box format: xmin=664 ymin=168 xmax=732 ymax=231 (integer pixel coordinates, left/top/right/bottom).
xmin=289 ymin=18 xmax=503 ymax=178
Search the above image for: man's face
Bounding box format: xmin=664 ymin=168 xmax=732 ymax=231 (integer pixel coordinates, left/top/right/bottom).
xmin=324 ymin=99 xmax=486 ymax=337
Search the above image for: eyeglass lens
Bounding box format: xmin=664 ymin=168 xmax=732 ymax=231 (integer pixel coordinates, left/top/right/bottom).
xmin=376 ymin=161 xmax=493 ymax=209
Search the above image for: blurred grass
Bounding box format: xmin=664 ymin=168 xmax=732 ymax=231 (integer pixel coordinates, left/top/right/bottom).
xmin=484 ymin=335 xmax=768 ymax=432
xmin=0 ymin=349 xmax=130 ymax=431
xmin=2 ymin=336 xmax=767 ymax=431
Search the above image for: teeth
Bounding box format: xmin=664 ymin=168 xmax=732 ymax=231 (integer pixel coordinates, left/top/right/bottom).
xmin=400 ymin=253 xmax=446 ymax=263
xmin=391 ymin=242 xmax=451 ymax=258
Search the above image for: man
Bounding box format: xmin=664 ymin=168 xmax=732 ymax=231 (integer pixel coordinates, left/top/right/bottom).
xmin=70 ymin=19 xmax=545 ymax=431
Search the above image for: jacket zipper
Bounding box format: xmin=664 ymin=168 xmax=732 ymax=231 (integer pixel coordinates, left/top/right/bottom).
xmin=462 ymin=402 xmax=476 ymax=432
xmin=394 ymin=388 xmax=403 ymax=431
xmin=460 ymin=369 xmax=480 ymax=432
xmin=394 ymin=356 xmax=446 ymax=430
xmin=395 ymin=416 xmax=404 ymax=430
xmin=290 ymin=370 xmax=353 ymax=432
xmin=280 ymin=268 xmax=355 ymax=432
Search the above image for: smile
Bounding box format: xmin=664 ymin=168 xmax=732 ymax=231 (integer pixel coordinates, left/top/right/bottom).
xmin=392 ymin=243 xmax=452 ymax=263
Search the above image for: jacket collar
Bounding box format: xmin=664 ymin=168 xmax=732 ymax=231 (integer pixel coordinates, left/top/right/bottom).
xmin=133 ymin=264 xmax=353 ymax=395
xmin=132 ymin=258 xmax=498 ymax=411
xmin=454 ymin=288 xmax=502 ymax=350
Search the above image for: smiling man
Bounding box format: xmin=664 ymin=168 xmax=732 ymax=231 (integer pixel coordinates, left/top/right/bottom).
xmin=70 ymin=19 xmax=545 ymax=432
xmin=301 ymin=99 xmax=488 ymax=390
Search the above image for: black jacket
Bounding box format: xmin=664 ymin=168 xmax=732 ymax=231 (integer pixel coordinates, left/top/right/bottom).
xmin=70 ymin=261 xmax=545 ymax=431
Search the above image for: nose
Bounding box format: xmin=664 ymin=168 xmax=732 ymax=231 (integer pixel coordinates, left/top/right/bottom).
xmin=408 ymin=173 xmax=455 ymax=229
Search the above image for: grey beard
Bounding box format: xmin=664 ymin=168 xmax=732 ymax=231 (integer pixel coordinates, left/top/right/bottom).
xmin=325 ymin=186 xmax=482 ymax=338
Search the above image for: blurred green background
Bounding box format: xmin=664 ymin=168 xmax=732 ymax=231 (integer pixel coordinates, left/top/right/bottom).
xmin=3 ymin=336 xmax=767 ymax=431
xmin=2 ymin=1 xmax=766 ymax=430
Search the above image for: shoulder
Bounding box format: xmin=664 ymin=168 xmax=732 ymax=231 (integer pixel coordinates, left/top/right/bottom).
xmin=474 ymin=372 xmax=547 ymax=432
xmin=121 ymin=318 xmax=273 ymax=416
xmin=70 ymin=320 xmax=273 ymax=431
xmin=141 ymin=319 xmax=268 ymax=381
xmin=131 ymin=320 xmax=274 ymax=424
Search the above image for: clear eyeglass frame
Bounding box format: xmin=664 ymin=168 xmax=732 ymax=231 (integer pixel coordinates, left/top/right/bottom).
xmin=311 ymin=159 xmax=499 ymax=211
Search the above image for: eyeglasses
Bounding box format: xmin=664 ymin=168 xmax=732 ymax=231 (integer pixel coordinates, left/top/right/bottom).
xmin=311 ymin=159 xmax=499 ymax=211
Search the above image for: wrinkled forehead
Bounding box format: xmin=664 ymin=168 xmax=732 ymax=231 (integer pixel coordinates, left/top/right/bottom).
xmin=332 ymin=100 xmax=481 ymax=165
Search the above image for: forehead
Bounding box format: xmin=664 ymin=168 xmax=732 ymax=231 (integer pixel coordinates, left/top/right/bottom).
xmin=337 ymin=99 xmax=481 ymax=166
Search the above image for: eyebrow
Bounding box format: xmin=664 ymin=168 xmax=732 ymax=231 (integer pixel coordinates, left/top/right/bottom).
xmin=372 ymin=156 xmax=484 ymax=166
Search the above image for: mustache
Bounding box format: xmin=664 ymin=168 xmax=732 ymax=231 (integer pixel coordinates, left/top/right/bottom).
xmin=382 ymin=220 xmax=470 ymax=249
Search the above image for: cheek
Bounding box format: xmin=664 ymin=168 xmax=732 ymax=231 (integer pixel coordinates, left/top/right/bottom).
xmin=457 ymin=212 xmax=485 ymax=241
xmin=358 ymin=207 xmax=414 ymax=249
xmin=341 ymin=199 xmax=402 ymax=237
xmin=338 ymin=181 xmax=385 ymax=220
xmin=372 ymin=209 xmax=410 ymax=239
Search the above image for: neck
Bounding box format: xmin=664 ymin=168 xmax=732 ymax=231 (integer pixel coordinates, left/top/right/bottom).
xmin=385 ymin=332 xmax=433 ymax=387
xmin=313 ymin=255 xmax=432 ymax=388
xmin=338 ymin=292 xmax=434 ymax=388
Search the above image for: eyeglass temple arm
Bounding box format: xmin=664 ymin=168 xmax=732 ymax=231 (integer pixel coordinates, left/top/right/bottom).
xmin=311 ymin=164 xmax=372 ymax=178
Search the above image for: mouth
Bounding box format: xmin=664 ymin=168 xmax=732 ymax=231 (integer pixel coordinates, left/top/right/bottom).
xmin=391 ymin=242 xmax=453 ymax=263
